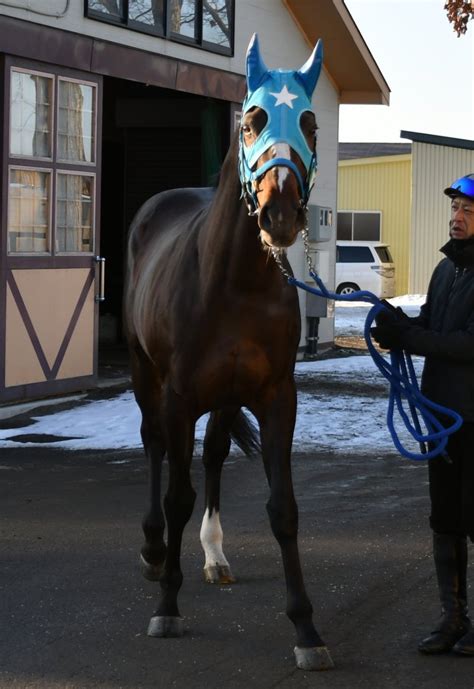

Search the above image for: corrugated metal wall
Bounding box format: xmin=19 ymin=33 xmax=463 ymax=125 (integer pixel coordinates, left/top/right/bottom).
xmin=338 ymin=155 xmax=411 ymax=294
xmin=409 ymin=143 xmax=474 ymax=294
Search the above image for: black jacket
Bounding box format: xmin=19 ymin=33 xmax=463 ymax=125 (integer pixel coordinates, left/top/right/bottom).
xmin=401 ymin=237 xmax=474 ymax=422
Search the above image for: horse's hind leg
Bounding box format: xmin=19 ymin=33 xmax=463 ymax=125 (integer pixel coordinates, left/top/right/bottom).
xmin=140 ymin=414 xmax=167 ymax=582
xmin=130 ymin=353 xmax=167 ymax=582
xmin=148 ymin=387 xmax=196 ymax=638
xmin=200 ymin=409 xmax=238 ymax=585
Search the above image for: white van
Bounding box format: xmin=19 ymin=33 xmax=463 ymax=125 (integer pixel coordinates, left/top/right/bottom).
xmin=336 ymin=241 xmax=395 ymax=298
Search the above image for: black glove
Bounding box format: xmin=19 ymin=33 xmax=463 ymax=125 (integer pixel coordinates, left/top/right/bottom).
xmin=393 ymin=306 xmax=410 ymax=322
xmin=375 ymin=301 xmax=410 ymax=327
xmin=371 ymin=322 xmax=407 ymax=350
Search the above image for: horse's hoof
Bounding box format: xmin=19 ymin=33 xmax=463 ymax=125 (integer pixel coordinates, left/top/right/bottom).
xmin=294 ymin=645 xmax=334 ymax=671
xmin=140 ymin=554 xmax=163 ymax=581
xmin=147 ymin=616 xmax=184 ymax=638
xmin=204 ymin=564 xmax=236 ymax=584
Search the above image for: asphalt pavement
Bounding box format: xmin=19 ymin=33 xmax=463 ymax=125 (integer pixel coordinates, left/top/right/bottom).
xmin=2 ymin=406 xmax=474 ymax=689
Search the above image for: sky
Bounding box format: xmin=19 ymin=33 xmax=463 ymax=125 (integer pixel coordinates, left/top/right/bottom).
xmin=0 ymin=297 xmax=432 ymax=459
xmin=339 ymin=0 xmax=474 ymax=143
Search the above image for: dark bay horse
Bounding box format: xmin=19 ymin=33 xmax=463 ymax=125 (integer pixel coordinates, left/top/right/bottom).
xmin=125 ymin=34 xmax=333 ymax=671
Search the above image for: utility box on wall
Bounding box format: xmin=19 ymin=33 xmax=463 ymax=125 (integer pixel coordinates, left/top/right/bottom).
xmin=304 ymin=248 xmax=329 ymax=318
xmin=304 ymin=247 xmax=330 ymax=356
xmin=305 ymin=292 xmax=327 ymax=318
xmin=307 ymin=205 xmax=333 ymax=243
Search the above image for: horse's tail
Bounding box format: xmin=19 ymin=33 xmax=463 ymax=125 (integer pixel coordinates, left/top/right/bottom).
xmin=230 ymin=410 xmax=261 ymax=457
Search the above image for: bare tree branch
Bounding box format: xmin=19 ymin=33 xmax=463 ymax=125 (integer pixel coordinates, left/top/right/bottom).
xmin=92 ymin=0 xmax=121 ymax=15
xmin=203 ymin=0 xmax=230 ymax=40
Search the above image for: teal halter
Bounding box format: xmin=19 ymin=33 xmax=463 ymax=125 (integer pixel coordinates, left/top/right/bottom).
xmin=239 ymin=35 xmax=323 ymax=213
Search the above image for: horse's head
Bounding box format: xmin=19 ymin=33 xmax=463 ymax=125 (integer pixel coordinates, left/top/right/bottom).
xmin=239 ymin=34 xmax=323 ymax=249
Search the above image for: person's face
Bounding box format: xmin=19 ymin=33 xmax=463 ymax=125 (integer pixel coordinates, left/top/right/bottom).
xmin=450 ymin=196 xmax=474 ymax=240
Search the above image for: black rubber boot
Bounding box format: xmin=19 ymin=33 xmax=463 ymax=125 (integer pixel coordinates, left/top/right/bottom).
xmin=418 ymin=533 xmax=471 ymax=655
xmin=452 ymin=629 xmax=474 ymax=656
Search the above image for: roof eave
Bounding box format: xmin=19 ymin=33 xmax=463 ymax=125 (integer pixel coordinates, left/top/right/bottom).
xmin=283 ymin=0 xmax=390 ymax=106
xmin=340 ymin=90 xmax=389 ymax=106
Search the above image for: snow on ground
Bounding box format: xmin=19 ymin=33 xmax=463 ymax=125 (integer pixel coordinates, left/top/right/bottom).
xmin=334 ymin=294 xmax=424 ymax=339
xmin=0 ymin=295 xmax=429 ymax=456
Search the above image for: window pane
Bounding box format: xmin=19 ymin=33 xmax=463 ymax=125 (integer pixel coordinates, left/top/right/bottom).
xmin=10 ymin=71 xmax=53 ymax=158
xmin=170 ymin=0 xmax=197 ymax=40
xmin=203 ymin=0 xmax=231 ymax=49
xmin=375 ymin=246 xmax=393 ymax=263
xmin=337 ymin=212 xmax=352 ymax=240
xmin=129 ymin=0 xmax=164 ymax=30
xmin=353 ymin=212 xmax=380 ymax=241
xmin=8 ymin=169 xmax=50 ymax=253
xmin=58 ymin=81 xmax=96 ymax=163
xmin=337 ymin=246 xmax=374 ymax=263
xmin=56 ymin=174 xmax=94 ymax=253
xmin=88 ymin=0 xmax=124 ymax=20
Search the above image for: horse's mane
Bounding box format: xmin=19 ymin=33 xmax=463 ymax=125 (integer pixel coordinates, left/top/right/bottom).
xmin=204 ymin=130 xmax=242 ymax=228
xmin=125 ymin=129 xmax=243 ymax=360
xmin=211 ymin=130 xmax=239 ymax=189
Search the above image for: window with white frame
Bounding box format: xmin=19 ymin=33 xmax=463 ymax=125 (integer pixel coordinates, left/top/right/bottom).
xmin=337 ymin=211 xmax=381 ymax=241
xmin=10 ymin=71 xmax=53 ymax=159
xmin=7 ymin=68 xmax=97 ymax=255
xmin=56 ymin=173 xmax=94 ymax=253
xmin=8 ymin=168 xmax=51 ymax=253
xmin=57 ymin=79 xmax=96 ymax=163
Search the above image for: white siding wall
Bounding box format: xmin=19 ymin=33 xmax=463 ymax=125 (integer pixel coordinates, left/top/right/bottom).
xmin=1 ymin=0 xmax=339 ymax=349
xmin=410 ymin=142 xmax=474 ymax=294
xmin=288 ymin=76 xmax=339 ymax=348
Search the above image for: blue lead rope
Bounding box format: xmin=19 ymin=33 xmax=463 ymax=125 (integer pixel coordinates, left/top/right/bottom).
xmin=289 ymin=270 xmax=463 ymax=461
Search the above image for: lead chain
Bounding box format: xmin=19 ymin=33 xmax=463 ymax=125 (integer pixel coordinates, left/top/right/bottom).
xmin=271 ymin=213 xmax=316 ymax=281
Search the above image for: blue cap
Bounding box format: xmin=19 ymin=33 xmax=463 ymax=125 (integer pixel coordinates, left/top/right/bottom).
xmin=444 ymin=174 xmax=474 ymax=201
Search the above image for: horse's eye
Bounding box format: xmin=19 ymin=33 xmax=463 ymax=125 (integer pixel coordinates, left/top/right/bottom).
xmin=241 ymin=124 xmax=251 ymax=134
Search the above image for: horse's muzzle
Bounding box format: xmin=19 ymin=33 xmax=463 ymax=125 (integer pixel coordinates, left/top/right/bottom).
xmin=257 ymin=200 xmax=306 ymax=248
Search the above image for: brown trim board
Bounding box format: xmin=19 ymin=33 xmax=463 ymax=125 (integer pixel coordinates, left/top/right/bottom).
xmin=0 ymin=15 xmax=246 ymax=103
xmin=0 ymin=373 xmax=98 ymax=404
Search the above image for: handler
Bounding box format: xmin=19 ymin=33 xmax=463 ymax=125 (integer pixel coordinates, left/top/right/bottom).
xmin=372 ymin=174 xmax=474 ymax=656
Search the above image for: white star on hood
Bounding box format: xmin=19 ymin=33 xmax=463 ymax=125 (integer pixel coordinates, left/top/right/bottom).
xmin=269 ymin=85 xmax=299 ymax=108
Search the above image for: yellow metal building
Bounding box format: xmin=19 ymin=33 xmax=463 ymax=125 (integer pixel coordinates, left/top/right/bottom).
xmin=338 ymin=133 xmax=474 ymax=296
xmin=338 ymin=146 xmax=412 ymax=295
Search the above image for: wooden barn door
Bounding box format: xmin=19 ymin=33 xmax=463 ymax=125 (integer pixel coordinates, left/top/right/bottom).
xmin=0 ymin=58 xmax=103 ymax=402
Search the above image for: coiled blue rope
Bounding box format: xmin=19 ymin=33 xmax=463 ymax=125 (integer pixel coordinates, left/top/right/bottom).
xmin=289 ymin=270 xmax=463 ymax=461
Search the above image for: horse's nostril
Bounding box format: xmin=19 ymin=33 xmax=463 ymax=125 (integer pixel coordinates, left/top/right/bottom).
xmin=260 ymin=201 xmax=300 ymax=233
xmin=259 ymin=204 xmax=272 ymax=231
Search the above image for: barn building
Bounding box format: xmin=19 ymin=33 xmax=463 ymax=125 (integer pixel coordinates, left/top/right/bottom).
xmin=0 ymin=0 xmax=388 ymax=402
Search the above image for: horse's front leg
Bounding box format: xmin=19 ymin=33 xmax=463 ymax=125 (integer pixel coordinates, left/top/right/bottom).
xmin=200 ymin=409 xmax=239 ymax=584
xmin=147 ymin=387 xmax=196 ymax=639
xmin=254 ymin=378 xmax=334 ymax=671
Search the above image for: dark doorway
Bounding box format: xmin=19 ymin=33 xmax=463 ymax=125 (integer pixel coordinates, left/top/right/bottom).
xmin=98 ymin=76 xmax=231 ymax=366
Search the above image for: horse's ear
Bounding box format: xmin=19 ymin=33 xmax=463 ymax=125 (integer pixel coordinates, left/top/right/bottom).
xmin=246 ymin=33 xmax=268 ymax=92
xmin=296 ymin=39 xmax=324 ymax=98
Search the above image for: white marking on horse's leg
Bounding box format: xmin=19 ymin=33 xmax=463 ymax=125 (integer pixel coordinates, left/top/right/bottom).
xmin=200 ymin=509 xmax=229 ymax=568
xmin=200 ymin=509 xmax=235 ymax=584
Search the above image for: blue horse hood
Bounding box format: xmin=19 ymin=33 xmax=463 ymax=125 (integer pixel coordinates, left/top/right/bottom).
xmin=238 ymin=34 xmax=323 ymax=208
xmin=242 ymin=69 xmax=316 ymax=172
